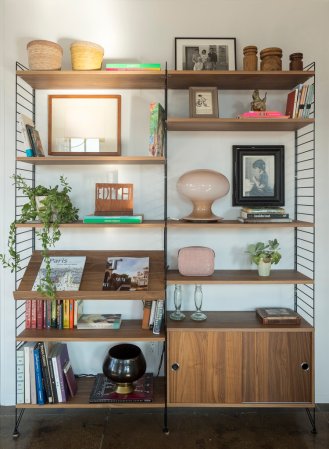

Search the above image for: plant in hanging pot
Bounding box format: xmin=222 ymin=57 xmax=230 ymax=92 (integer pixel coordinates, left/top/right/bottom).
xmin=246 ymin=239 xmax=281 ymax=277
xmin=0 ymin=175 xmax=79 ymax=298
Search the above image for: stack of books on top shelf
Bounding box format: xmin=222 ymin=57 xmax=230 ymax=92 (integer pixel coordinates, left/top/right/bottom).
xmin=285 ymin=83 xmax=314 ymax=118
xmin=17 ymin=342 xmax=77 ymax=405
xmin=238 ymin=207 xmax=292 ymax=223
xmin=105 ymin=63 xmax=161 ymax=71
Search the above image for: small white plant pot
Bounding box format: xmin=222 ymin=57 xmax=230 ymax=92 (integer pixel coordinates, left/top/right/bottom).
xmin=257 ymin=260 xmax=271 ymax=277
xmin=35 ymin=196 xmax=57 ymax=222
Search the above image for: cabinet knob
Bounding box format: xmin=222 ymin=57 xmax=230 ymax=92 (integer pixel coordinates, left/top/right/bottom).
xmin=301 ymin=362 xmax=310 ymax=371
xmin=171 ymin=362 xmax=180 ymax=371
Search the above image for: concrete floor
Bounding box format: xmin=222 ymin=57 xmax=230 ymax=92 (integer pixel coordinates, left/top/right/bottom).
xmin=0 ymin=406 xmax=328 ymax=449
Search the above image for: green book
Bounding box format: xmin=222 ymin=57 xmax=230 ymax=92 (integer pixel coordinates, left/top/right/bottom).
xmin=105 ymin=63 xmax=161 ymax=69
xmin=83 ymin=215 xmax=143 ymax=224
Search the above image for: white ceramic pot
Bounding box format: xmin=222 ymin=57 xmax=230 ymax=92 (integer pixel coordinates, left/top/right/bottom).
xmin=35 ymin=196 xmax=57 ymax=222
xmin=257 ymin=259 xmax=271 ymax=276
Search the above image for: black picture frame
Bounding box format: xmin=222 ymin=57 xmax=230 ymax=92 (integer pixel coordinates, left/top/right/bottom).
xmin=175 ymin=37 xmax=236 ymax=71
xmin=232 ymin=145 xmax=284 ymax=206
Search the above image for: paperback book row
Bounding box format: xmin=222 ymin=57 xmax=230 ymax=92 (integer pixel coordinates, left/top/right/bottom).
xmin=285 ymin=83 xmax=314 ymax=119
xmin=142 ymin=300 xmax=164 ymax=334
xmin=16 ymin=342 xmax=77 ymax=405
xmin=25 ymin=299 xmax=83 ymax=329
xmin=238 ymin=207 xmax=292 ymax=223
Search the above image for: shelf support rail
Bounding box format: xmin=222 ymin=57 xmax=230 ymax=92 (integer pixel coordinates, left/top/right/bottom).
xmin=294 ymin=62 xmax=315 ymax=327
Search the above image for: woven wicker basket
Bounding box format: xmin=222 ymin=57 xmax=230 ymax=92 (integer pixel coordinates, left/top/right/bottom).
xmin=27 ymin=40 xmax=63 ymax=70
xmin=70 ymin=41 xmax=104 ymax=70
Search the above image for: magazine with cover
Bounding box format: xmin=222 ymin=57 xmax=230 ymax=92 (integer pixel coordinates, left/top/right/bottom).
xmin=102 ymin=257 xmax=149 ymax=291
xmin=89 ymin=373 xmax=153 ymax=403
xmin=77 ymin=314 xmax=121 ymax=329
xmin=32 ymin=256 xmax=86 ymax=291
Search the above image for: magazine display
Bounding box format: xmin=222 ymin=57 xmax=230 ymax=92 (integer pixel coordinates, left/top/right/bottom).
xmin=77 ymin=314 xmax=121 ymax=329
xmin=102 ymin=257 xmax=149 ymax=291
xmin=32 ymin=256 xmax=86 ymax=291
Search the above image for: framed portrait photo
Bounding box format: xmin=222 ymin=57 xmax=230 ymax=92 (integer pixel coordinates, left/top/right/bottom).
xmin=189 ymin=87 xmax=219 ymax=118
xmin=175 ymin=37 xmax=236 ymax=71
xmin=232 ymin=145 xmax=285 ymax=206
xmin=48 ymin=95 xmax=121 ymax=156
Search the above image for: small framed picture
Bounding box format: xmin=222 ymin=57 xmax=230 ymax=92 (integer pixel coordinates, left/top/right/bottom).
xmin=25 ymin=124 xmax=45 ymax=157
xmin=189 ymin=87 xmax=219 ymax=118
xmin=175 ymin=37 xmax=236 ymax=71
xmin=232 ymin=145 xmax=285 ymax=206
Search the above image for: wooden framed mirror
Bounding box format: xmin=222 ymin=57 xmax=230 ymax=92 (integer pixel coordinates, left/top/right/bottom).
xmin=48 ymin=95 xmax=121 ymax=156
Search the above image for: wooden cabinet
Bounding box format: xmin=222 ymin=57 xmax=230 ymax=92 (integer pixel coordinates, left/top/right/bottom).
xmin=167 ymin=312 xmax=313 ymax=407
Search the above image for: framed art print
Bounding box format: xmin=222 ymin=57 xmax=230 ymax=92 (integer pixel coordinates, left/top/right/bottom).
xmin=175 ymin=37 xmax=236 ymax=71
xmin=189 ymin=87 xmax=219 ymax=118
xmin=232 ymin=145 xmax=285 ymax=206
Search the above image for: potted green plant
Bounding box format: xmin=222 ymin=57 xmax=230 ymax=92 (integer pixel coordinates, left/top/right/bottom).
xmin=0 ymin=175 xmax=79 ymax=298
xmin=246 ymin=239 xmax=282 ymax=276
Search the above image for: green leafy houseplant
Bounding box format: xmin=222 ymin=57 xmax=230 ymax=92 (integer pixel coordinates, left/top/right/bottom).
xmin=0 ymin=175 xmax=79 ymax=299
xmin=246 ymin=238 xmax=282 ymax=266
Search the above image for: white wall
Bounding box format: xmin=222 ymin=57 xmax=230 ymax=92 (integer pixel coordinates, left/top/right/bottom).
xmin=1 ymin=0 xmax=329 ymax=404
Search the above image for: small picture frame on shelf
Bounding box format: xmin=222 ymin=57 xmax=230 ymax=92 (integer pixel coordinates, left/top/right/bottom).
xmin=189 ymin=87 xmax=219 ymax=118
xmin=232 ymin=145 xmax=285 ymax=206
xmin=175 ymin=37 xmax=236 ymax=71
xmin=25 ymin=124 xmax=45 ymax=157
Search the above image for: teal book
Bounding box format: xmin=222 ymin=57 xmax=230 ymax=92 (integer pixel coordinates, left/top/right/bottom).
xmin=83 ymin=215 xmax=143 ymax=224
xmin=105 ymin=63 xmax=161 ymax=69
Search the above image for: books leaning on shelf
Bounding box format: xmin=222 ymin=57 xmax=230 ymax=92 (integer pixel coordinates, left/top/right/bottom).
xmin=102 ymin=256 xmax=149 ymax=291
xmin=32 ymin=256 xmax=86 ymax=292
xmin=149 ymin=102 xmax=165 ymax=157
xmin=256 ymin=307 xmax=301 ymax=325
xmin=83 ymin=215 xmax=143 ymax=224
xmin=238 ymin=207 xmax=292 ymax=223
xmin=89 ymin=372 xmax=153 ymax=403
xmin=105 ymin=63 xmax=161 ymax=71
xmin=285 ymin=83 xmax=314 ymax=118
xmin=141 ymin=299 xmax=164 ymax=332
xmin=77 ymin=313 xmax=121 ymax=329
xmin=16 ymin=342 xmax=76 ymax=405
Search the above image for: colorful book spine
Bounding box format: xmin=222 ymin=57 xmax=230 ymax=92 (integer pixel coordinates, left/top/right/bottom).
xmin=241 ymin=213 xmax=289 ymax=219
xmin=16 ymin=346 xmax=25 ymax=404
xmin=83 ymin=215 xmax=143 ymax=224
xmin=47 ymin=354 xmax=58 ymax=403
xmin=33 ymin=344 xmax=45 ymax=405
xmin=25 ymin=300 xmax=32 ymax=329
xmin=37 ymin=342 xmax=54 ymax=403
xmin=153 ymin=300 xmax=164 ymax=335
xmin=36 ymin=300 xmax=44 ymax=329
xmin=63 ymin=300 xmax=70 ymax=329
xmin=105 ymin=63 xmax=161 ymax=69
xmin=24 ymin=344 xmax=31 ymax=404
xmin=69 ymin=299 xmax=74 ymax=328
xmin=142 ymin=301 xmax=152 ymax=330
xmin=50 ymin=349 xmax=63 ymax=403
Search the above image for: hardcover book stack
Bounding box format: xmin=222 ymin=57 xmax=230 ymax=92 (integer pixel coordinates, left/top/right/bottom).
xmin=238 ymin=111 xmax=289 ymax=119
xmin=238 ymin=207 xmax=292 ymax=223
xmin=16 ymin=342 xmax=77 ymax=405
xmin=285 ymin=83 xmax=314 ymax=118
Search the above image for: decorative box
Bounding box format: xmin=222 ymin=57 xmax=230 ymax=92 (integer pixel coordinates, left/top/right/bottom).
xmin=178 ymin=246 xmax=215 ymax=276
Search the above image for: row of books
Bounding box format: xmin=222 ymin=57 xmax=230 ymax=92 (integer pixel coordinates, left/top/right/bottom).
xmin=17 ymin=342 xmax=77 ymax=404
xmin=238 ymin=207 xmax=292 ymax=223
xmin=25 ymin=299 xmax=83 ymax=329
xmin=285 ymin=83 xmax=314 ymax=119
xmin=142 ymin=300 xmax=164 ymax=334
xmin=105 ymin=63 xmax=161 ymax=71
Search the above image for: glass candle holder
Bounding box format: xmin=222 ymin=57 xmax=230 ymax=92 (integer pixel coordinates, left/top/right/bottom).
xmin=170 ymin=284 xmax=185 ymax=321
xmin=191 ymin=285 xmax=207 ymax=321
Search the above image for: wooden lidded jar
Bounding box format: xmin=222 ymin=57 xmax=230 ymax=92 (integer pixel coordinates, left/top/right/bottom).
xmin=243 ymin=46 xmax=258 ymax=71
xmin=260 ymin=47 xmax=283 ymax=71
xmin=289 ymin=53 xmax=303 ymax=70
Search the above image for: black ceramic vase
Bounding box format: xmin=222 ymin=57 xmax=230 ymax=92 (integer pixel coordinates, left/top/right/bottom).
xmin=102 ymin=343 xmax=146 ymax=394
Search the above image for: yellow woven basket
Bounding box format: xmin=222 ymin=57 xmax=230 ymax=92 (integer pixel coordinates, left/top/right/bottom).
xmin=27 ymin=40 xmax=63 ymax=70
xmin=70 ymin=41 xmax=104 ymax=70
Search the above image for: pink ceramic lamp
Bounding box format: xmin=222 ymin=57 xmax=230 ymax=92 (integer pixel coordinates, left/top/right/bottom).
xmin=177 ymin=169 xmax=230 ymax=222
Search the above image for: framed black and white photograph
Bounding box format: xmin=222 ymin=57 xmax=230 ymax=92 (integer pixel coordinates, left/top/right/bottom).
xmin=232 ymin=145 xmax=284 ymax=206
xmin=175 ymin=37 xmax=236 ymax=71
xmin=189 ymin=87 xmax=219 ymax=118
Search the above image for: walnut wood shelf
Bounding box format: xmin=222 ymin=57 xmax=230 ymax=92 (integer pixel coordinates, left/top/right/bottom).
xmin=167 ymin=311 xmax=313 ymax=332
xmin=167 ymin=219 xmax=314 ymax=229
xmin=17 ymin=70 xmax=314 ymax=91
xmin=167 ymin=270 xmax=313 ymax=285
xmin=14 ymin=250 xmax=165 ymax=300
xmin=16 ymin=376 xmax=165 ymax=409
xmin=16 ymin=220 xmax=165 ymax=229
xmin=167 ymin=117 xmax=314 ymax=132
xmin=16 ymin=70 xmax=166 ymax=90
xmin=167 ymin=70 xmax=315 ymax=90
xmin=16 ymin=320 xmax=165 ymax=342
xmin=17 ymin=156 xmax=165 ymax=165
